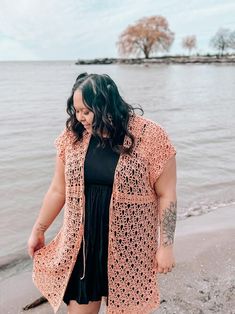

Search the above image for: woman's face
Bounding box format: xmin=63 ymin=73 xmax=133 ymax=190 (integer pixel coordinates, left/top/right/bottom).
xmin=73 ymin=89 xmax=94 ymax=133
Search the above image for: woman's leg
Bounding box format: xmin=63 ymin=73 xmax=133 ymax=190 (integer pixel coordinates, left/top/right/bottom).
xmin=67 ymin=300 xmax=102 ymax=314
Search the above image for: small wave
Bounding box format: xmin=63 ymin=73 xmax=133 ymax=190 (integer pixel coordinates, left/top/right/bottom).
xmin=178 ymin=199 xmax=235 ymax=220
xmin=0 ymin=253 xmax=29 ymax=271
xmin=0 ymin=250 xmax=31 ymax=282
xmin=1 ymin=199 xmax=235 ymax=281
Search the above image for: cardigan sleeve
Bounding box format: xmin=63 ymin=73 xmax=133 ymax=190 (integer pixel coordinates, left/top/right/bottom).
xmin=54 ymin=127 xmax=69 ymax=164
xmin=148 ymin=123 xmax=177 ymax=186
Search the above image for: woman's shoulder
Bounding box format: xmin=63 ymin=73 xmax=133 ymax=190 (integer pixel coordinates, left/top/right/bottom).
xmin=131 ymin=114 xmax=166 ymax=136
xmin=132 ymin=114 xmax=176 ymax=166
xmin=54 ymin=127 xmax=76 ymax=147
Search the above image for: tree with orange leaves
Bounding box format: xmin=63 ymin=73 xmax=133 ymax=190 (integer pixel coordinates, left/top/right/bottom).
xmin=117 ymin=16 xmax=174 ymax=59
xmin=182 ymin=35 xmax=197 ymax=55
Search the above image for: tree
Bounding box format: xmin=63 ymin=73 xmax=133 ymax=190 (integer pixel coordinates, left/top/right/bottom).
xmin=228 ymin=30 xmax=235 ymax=50
xmin=117 ymin=16 xmax=174 ymax=59
xmin=210 ymin=28 xmax=235 ymax=56
xmin=182 ymin=35 xmax=197 ymax=55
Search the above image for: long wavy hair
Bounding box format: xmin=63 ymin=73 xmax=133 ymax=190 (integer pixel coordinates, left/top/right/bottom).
xmin=66 ymin=72 xmax=144 ymax=155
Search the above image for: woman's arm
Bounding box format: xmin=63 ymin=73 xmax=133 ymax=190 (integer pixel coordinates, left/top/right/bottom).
xmin=32 ymin=156 xmax=66 ymax=234
xmin=154 ymin=155 xmax=177 ymax=273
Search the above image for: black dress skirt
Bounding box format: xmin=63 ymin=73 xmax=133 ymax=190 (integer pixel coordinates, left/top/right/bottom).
xmin=63 ymin=133 xmax=124 ymax=306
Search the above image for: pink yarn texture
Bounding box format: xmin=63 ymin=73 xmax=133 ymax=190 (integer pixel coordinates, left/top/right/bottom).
xmin=32 ymin=114 xmax=176 ymax=314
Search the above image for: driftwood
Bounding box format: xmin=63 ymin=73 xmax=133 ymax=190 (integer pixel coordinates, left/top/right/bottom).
xmin=22 ymin=296 xmax=48 ymax=311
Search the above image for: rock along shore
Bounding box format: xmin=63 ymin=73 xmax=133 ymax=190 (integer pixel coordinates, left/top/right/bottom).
xmin=75 ymin=55 xmax=235 ymax=65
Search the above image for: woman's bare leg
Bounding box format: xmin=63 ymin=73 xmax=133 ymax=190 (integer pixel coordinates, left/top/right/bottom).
xmin=67 ymin=300 xmax=102 ymax=314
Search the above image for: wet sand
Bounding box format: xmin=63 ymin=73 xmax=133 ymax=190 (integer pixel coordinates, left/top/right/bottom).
xmin=0 ymin=205 xmax=234 ymax=314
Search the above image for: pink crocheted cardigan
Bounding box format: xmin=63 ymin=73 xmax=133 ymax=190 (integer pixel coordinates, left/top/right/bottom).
xmin=32 ymin=114 xmax=176 ymax=314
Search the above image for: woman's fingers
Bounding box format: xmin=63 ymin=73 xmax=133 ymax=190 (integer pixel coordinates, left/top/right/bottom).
xmin=157 ymin=265 xmax=175 ymax=273
xmin=157 ymin=266 xmax=162 ymax=273
xmin=163 ymin=267 xmax=171 ymax=274
xmin=27 ymin=245 xmax=34 ymax=259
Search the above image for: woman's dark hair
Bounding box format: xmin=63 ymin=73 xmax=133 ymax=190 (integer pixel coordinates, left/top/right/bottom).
xmin=66 ymin=72 xmax=144 ymax=155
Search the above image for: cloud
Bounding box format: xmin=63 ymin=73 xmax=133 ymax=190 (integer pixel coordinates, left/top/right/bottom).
xmin=0 ymin=36 xmax=37 ymax=60
xmin=0 ymin=0 xmax=235 ymax=60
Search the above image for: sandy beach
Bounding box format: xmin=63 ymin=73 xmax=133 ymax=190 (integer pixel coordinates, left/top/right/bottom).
xmin=0 ymin=205 xmax=234 ymax=314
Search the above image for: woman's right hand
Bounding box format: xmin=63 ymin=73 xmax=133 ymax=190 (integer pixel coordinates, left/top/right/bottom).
xmin=27 ymin=230 xmax=45 ymax=259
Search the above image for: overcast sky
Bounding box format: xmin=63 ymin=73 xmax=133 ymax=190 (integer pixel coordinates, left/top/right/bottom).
xmin=0 ymin=0 xmax=235 ymax=60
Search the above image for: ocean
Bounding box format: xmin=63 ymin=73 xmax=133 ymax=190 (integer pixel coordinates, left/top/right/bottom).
xmin=0 ymin=61 xmax=235 ymax=280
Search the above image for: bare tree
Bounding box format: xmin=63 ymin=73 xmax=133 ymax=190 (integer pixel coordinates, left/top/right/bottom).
xmin=182 ymin=35 xmax=197 ymax=55
xmin=228 ymin=30 xmax=235 ymax=50
xmin=117 ymin=16 xmax=174 ymax=59
xmin=210 ymin=28 xmax=235 ymax=56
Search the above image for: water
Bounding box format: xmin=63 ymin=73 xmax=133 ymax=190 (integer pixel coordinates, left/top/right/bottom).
xmin=0 ymin=61 xmax=235 ymax=279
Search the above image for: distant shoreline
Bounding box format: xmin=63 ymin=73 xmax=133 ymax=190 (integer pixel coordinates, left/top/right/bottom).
xmin=75 ymin=55 xmax=235 ymax=65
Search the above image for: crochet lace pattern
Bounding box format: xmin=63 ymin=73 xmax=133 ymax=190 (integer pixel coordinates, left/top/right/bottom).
xmin=32 ymin=114 xmax=176 ymax=314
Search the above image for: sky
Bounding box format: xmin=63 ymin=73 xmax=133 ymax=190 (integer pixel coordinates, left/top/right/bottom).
xmin=0 ymin=0 xmax=235 ymax=61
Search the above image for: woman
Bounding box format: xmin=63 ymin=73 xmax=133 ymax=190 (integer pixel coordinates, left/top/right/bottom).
xmin=27 ymin=72 xmax=177 ymax=314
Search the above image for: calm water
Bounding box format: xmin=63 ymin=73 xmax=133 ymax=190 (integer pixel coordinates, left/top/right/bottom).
xmin=0 ymin=61 xmax=235 ymax=278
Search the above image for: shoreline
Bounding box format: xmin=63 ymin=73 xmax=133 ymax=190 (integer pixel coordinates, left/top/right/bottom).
xmin=75 ymin=55 xmax=235 ymax=65
xmin=0 ymin=205 xmax=234 ymax=313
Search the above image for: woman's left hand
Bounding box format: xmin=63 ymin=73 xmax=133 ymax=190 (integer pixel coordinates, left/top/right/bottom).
xmin=155 ymin=245 xmax=176 ymax=274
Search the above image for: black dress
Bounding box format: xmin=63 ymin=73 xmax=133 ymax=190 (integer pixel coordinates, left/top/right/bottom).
xmin=63 ymin=133 xmax=124 ymax=306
